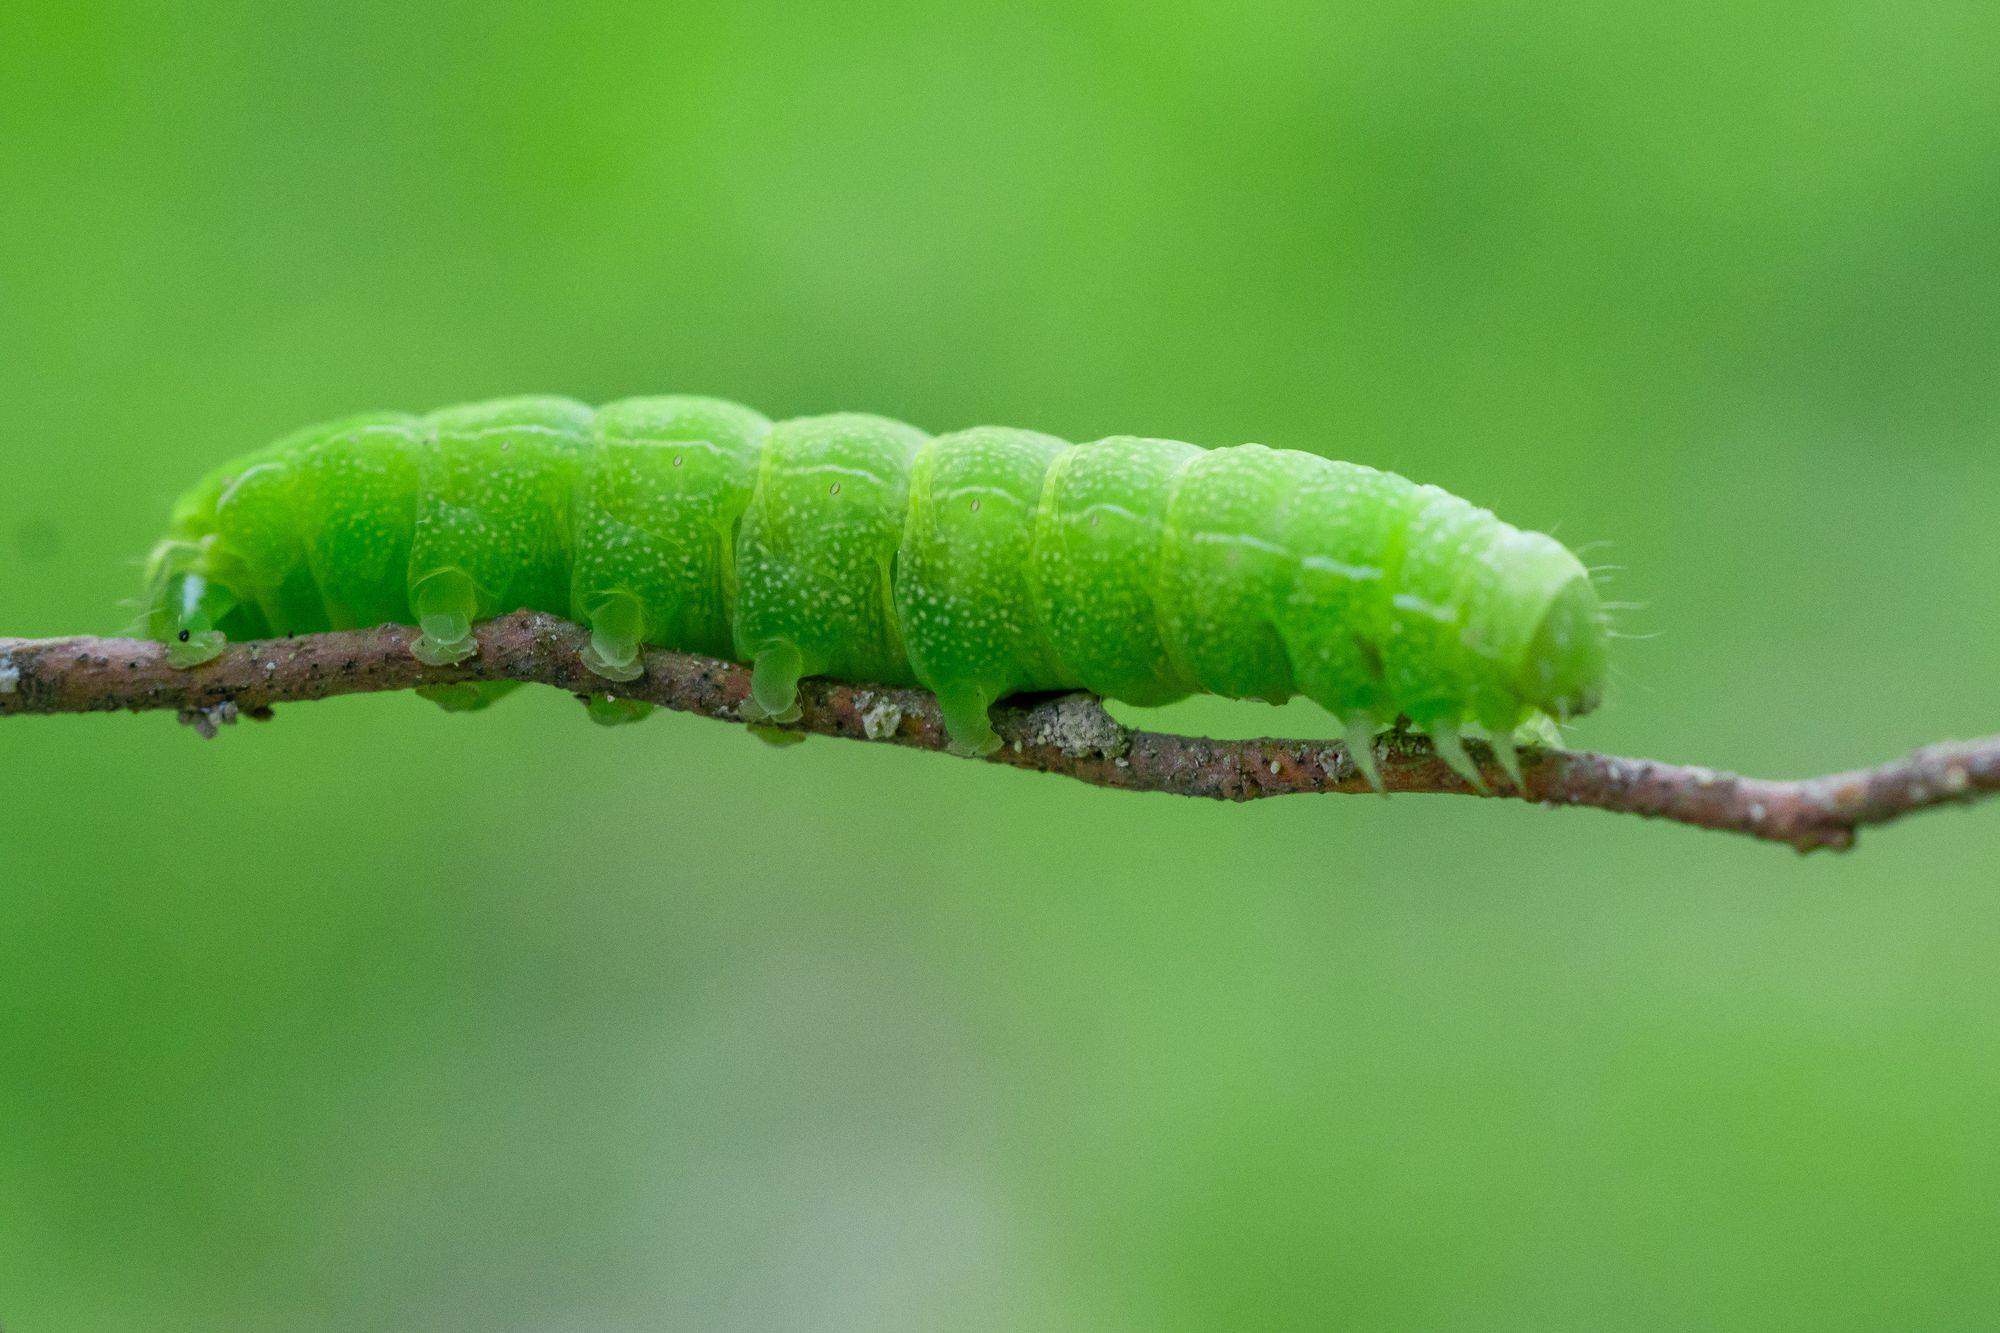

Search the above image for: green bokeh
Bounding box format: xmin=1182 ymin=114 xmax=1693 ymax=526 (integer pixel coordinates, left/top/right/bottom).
xmin=3 ymin=2 xmax=1996 ymax=1328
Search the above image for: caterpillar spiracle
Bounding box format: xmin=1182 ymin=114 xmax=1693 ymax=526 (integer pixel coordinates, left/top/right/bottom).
xmin=141 ymin=395 xmax=1610 ymax=785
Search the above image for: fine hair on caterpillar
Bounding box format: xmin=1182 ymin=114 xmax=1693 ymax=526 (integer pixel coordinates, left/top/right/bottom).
xmin=140 ymin=395 xmax=1612 ymax=789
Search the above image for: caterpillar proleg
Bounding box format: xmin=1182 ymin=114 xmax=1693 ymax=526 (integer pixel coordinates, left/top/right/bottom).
xmin=142 ymin=395 xmax=1610 ymax=782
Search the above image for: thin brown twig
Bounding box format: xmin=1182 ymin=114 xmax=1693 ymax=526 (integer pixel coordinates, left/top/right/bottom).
xmin=2 ymin=609 xmax=1993 ymax=853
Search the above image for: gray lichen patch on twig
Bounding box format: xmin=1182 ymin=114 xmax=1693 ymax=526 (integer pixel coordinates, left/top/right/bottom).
xmin=2 ymin=610 xmax=1995 ymax=854
xmin=1007 ymin=693 xmax=1129 ymax=760
xmin=852 ymin=691 xmax=905 ymax=742
xmin=176 ymin=699 xmax=241 ymax=739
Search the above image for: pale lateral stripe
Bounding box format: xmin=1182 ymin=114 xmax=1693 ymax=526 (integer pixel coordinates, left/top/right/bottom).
xmin=787 ymin=462 xmax=890 ymax=485
xmin=1392 ymin=592 xmax=1457 ymax=623
xmin=217 ymin=461 xmax=289 ymax=510
xmin=1299 ymin=554 xmax=1384 ymax=582
xmin=1190 ymin=530 xmax=1292 ymax=558
xmin=935 ymin=483 xmax=1021 ymax=504
xmin=599 ymin=435 xmax=724 ymax=455
xmin=441 ymin=422 xmax=587 ymax=442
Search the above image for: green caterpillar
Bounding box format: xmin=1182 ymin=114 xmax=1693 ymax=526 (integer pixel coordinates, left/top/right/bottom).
xmin=141 ymin=395 xmax=1609 ymax=784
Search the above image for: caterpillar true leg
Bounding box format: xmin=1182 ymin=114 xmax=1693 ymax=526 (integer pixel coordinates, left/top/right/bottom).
xmin=1487 ymin=731 xmax=1525 ymax=790
xmin=1426 ymin=719 xmax=1488 ymax=794
xmin=1340 ymin=715 xmax=1387 ymax=794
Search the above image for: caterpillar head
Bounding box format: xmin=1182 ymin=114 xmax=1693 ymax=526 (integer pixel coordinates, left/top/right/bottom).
xmin=1512 ymin=568 xmax=1609 ymax=721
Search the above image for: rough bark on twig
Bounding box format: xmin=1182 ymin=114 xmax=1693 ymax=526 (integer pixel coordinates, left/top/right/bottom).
xmin=2 ymin=610 xmax=1993 ymax=853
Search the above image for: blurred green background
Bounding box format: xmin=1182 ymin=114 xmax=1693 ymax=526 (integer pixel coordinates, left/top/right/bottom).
xmin=3 ymin=2 xmax=1996 ymax=1328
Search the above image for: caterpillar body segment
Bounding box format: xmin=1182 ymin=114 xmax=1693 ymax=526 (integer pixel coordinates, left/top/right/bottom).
xmin=143 ymin=394 xmax=1611 ymax=772
xmin=570 ymin=396 xmax=770 ymax=679
xmin=733 ymin=413 xmax=929 ymax=724
xmin=1159 ymin=442 xmax=1322 ymax=706
xmin=1033 ymin=436 xmax=1205 ymax=711
xmin=294 ymin=415 xmax=425 ymax=633
xmin=406 ymin=398 xmax=592 ymax=667
xmin=898 ymin=426 xmax=1074 ymax=756
xmin=1269 ymin=457 xmax=1408 ymax=733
